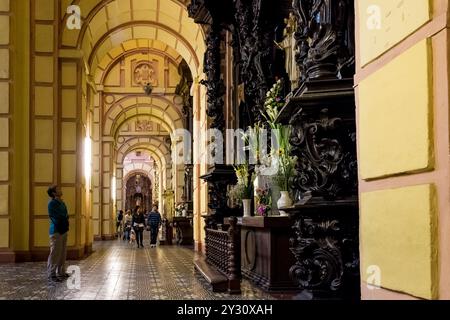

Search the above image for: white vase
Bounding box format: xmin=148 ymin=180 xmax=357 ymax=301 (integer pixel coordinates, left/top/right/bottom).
xmin=242 ymin=199 xmax=252 ymax=217
xmin=277 ymin=191 xmax=293 ymax=216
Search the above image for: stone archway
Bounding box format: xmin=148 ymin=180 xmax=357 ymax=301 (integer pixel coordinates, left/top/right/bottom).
xmin=124 ymin=173 xmax=152 ymax=213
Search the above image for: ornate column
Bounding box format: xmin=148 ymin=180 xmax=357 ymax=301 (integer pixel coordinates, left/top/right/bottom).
xmin=189 ymin=1 xmax=237 ymax=225
xmin=201 ymin=23 xmax=225 ymax=133
xmin=278 ymin=0 xmax=360 ymax=299
xmin=292 ymin=0 xmax=355 ymax=81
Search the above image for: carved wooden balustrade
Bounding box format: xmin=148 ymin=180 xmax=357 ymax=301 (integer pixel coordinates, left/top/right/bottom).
xmin=205 ymin=228 xmax=229 ymax=273
xmin=194 ymin=216 xmax=241 ymax=294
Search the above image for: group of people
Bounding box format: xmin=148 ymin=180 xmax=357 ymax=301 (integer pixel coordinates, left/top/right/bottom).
xmin=116 ymin=205 xmax=162 ymax=248
xmin=45 ymin=184 xmax=164 ymax=284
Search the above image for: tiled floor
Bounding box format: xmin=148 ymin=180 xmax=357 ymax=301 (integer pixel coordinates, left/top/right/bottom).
xmin=0 ymin=236 xmax=293 ymax=300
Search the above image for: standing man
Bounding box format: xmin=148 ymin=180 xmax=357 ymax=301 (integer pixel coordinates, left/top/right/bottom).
xmin=147 ymin=205 xmax=161 ymax=248
xmin=116 ymin=209 xmax=124 ymax=239
xmin=47 ymin=185 xmax=70 ymax=282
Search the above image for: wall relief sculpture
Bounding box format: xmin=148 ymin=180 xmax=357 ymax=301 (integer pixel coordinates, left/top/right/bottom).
xmin=133 ymin=61 xmax=158 ymax=87
xmin=135 ymin=120 xmax=153 ymax=132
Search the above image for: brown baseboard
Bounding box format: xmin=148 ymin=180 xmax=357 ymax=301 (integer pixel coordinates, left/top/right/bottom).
xmin=195 ymin=241 xmax=203 ymax=253
xmin=0 ymin=245 xmax=94 ymax=263
xmin=84 ymin=243 xmax=93 ymax=255
xmin=0 ymin=250 xmax=31 ymax=263
xmin=93 ymin=234 xmax=116 ymax=241
xmin=30 ymin=247 xmax=87 ymax=261
xmin=101 ymin=234 xmax=116 ymax=241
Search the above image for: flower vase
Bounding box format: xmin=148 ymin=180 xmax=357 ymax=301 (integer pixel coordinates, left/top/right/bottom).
xmin=277 ymin=191 xmax=293 ymax=216
xmin=182 ymin=209 xmax=187 ymax=217
xmin=242 ymin=199 xmax=252 ymax=217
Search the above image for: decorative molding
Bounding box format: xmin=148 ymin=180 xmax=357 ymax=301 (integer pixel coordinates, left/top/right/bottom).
xmin=292 ymin=0 xmax=355 ymax=81
xmin=135 ymin=120 xmax=153 ymax=132
xmin=200 ymin=23 xmax=225 ymax=132
xmin=289 ymin=104 xmax=357 ymax=200
xmin=132 ymin=60 xmax=158 ymax=87
xmin=233 ymin=0 xmax=277 ymax=123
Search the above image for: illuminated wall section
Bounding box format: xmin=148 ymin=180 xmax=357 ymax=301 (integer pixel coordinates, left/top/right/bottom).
xmin=92 ymin=91 xmax=101 ymax=239
xmin=356 ymin=0 xmax=450 ymax=299
xmin=30 ymin=0 xmax=59 ymax=257
xmin=30 ymin=0 xmax=91 ymax=258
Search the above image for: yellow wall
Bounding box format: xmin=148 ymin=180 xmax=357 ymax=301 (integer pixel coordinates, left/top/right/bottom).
xmin=356 ymin=0 xmax=450 ymax=299
xmin=358 ymin=0 xmax=432 ymax=66
xmin=361 ymin=184 xmax=439 ymax=299
xmin=0 ymin=0 xmax=93 ymax=259
xmin=10 ymin=0 xmax=30 ymax=252
xmin=0 ymin=0 xmax=11 ymax=249
xmin=359 ymin=39 xmax=434 ymax=179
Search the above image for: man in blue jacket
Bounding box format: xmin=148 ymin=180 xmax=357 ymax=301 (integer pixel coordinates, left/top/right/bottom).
xmin=147 ymin=205 xmax=161 ymax=248
xmin=47 ymin=185 xmax=70 ymax=282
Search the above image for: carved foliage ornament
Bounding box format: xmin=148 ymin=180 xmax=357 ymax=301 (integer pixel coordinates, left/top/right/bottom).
xmin=292 ymin=0 xmax=355 ymax=81
xmin=289 ymin=108 xmax=357 ymax=200
xmin=233 ymin=0 xmax=275 ymax=122
xmin=289 ymin=217 xmax=343 ymax=291
xmin=200 ymin=24 xmax=225 ymax=131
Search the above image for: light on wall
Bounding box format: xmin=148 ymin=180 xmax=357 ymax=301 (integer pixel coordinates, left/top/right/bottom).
xmin=84 ymin=137 xmax=92 ymax=184
xmin=111 ymin=176 xmax=116 ymax=202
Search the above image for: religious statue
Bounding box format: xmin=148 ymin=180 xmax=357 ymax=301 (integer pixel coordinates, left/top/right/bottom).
xmin=276 ymin=13 xmax=300 ymax=89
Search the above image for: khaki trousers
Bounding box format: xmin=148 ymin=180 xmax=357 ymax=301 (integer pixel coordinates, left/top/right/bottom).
xmin=47 ymin=232 xmax=68 ymax=277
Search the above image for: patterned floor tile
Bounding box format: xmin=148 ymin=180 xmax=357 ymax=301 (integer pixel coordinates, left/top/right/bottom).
xmin=0 ymin=236 xmax=295 ymax=300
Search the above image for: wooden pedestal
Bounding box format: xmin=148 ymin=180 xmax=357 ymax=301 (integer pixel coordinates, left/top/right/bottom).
xmin=238 ymin=216 xmax=298 ymax=292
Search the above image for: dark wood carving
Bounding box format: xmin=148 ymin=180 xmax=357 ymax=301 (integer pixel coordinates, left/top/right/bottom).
xmin=227 ymin=217 xmax=242 ymax=293
xmin=173 ymin=216 xmax=194 ymax=246
xmin=200 ymin=165 xmax=238 ymax=225
xmin=239 ymin=217 xmax=298 ymax=291
xmin=286 ymin=200 xmax=359 ymax=299
xmin=188 ymin=0 xmax=361 ymax=299
xmin=292 ymin=0 xmax=355 ymax=81
xmin=278 ymin=80 xmax=360 ymax=299
xmin=200 ymin=23 xmax=225 ymax=132
xmin=275 ymin=0 xmax=360 ymax=300
xmin=232 ymin=0 xmax=278 ymax=123
xmin=284 ymin=80 xmax=358 ymax=201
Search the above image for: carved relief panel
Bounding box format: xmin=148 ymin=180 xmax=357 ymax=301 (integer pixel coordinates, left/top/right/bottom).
xmin=132 ymin=60 xmax=159 ymax=87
